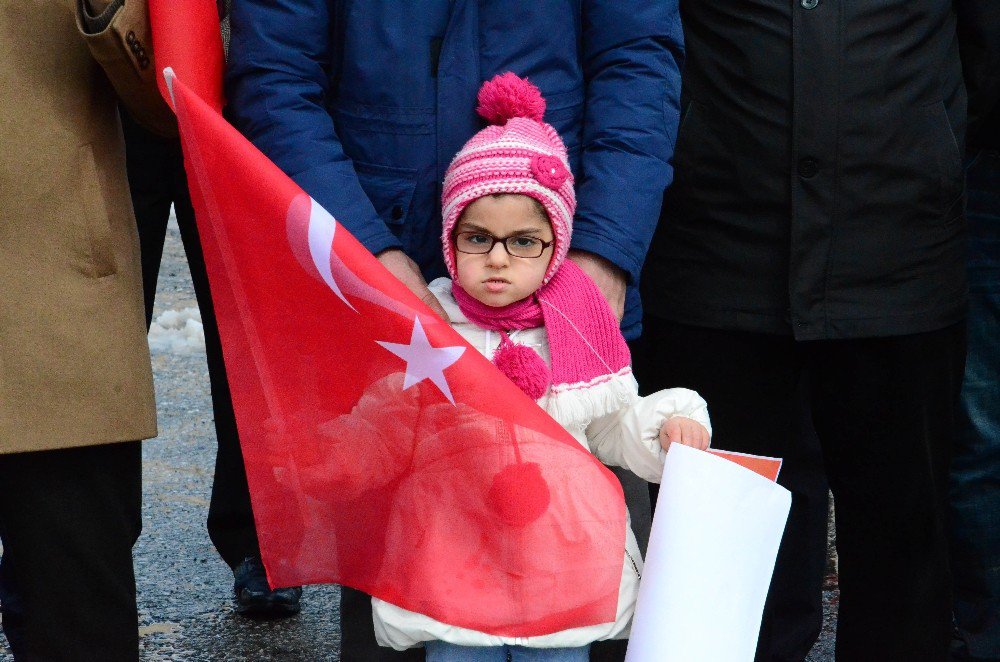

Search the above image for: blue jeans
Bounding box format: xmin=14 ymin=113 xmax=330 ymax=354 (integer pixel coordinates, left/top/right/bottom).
xmin=424 ymin=641 xmax=590 ymax=661
xmin=951 ymin=149 xmax=1000 ymax=660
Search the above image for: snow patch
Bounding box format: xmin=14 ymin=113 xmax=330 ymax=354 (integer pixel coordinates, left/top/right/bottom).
xmin=148 ymin=308 xmax=205 ymax=354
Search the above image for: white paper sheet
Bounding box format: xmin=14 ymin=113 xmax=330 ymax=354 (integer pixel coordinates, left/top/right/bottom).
xmin=625 ymin=444 xmax=792 ymax=662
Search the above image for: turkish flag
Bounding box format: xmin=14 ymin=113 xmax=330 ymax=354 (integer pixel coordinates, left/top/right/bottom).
xmin=155 ymin=43 xmax=627 ymax=638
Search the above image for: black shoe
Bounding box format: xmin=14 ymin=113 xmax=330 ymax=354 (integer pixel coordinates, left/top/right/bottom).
xmin=233 ymin=556 xmax=303 ymax=618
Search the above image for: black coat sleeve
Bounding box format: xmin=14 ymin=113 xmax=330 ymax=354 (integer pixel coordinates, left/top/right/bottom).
xmin=955 ymin=0 xmax=1000 ymax=150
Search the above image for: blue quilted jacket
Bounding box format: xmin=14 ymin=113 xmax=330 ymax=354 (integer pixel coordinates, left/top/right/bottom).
xmin=226 ymin=0 xmax=683 ymax=338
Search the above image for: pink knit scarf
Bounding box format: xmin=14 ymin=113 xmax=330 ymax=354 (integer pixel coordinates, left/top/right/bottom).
xmin=451 ymin=261 xmax=631 ymax=399
xmin=451 ymin=284 xmax=545 ymax=332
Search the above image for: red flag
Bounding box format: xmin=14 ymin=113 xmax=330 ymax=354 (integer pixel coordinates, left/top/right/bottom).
xmin=148 ymin=0 xmax=224 ymax=112
xmin=160 ymin=63 xmax=627 ymax=637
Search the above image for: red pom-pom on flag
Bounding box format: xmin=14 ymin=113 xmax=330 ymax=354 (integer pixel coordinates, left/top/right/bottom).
xmin=476 ymin=72 xmax=547 ymax=125
xmin=488 ymin=462 xmax=551 ymax=528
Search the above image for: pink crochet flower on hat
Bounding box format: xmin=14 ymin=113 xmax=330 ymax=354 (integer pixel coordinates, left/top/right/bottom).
xmin=531 ymin=155 xmax=570 ymax=190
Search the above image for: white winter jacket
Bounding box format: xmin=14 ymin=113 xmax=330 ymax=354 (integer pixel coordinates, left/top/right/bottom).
xmin=372 ymin=279 xmax=712 ymax=650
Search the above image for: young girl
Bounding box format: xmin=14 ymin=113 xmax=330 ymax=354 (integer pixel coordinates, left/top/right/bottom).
xmin=372 ymin=73 xmax=712 ymax=661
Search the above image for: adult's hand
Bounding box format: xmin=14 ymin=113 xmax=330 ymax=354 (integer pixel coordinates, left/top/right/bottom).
xmin=376 ymin=249 xmax=451 ymax=322
xmin=568 ymin=249 xmax=627 ymax=320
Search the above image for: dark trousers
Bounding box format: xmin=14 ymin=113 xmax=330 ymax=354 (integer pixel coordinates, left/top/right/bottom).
xmin=341 ymin=586 xmax=424 ymax=661
xmin=0 ymin=442 xmax=142 ymax=661
xmin=637 ymin=359 xmax=828 ymax=662
xmin=122 ymin=112 xmax=260 ymax=568
xmin=951 ymin=150 xmax=1000 ymax=661
xmin=634 ymin=319 xmax=965 ymax=662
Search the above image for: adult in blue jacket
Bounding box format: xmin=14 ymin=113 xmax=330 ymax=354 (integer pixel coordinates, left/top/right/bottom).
xmin=226 ymin=1 xmax=683 ymax=660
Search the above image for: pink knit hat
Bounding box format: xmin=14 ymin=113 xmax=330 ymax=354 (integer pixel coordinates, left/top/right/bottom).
xmin=442 ymin=73 xmax=576 ymax=284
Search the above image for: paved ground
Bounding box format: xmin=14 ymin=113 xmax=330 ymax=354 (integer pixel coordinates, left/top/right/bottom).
xmin=0 ymin=215 xmax=837 ymax=660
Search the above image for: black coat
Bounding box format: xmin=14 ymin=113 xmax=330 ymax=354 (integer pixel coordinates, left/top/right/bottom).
xmin=644 ymin=0 xmax=1000 ymax=340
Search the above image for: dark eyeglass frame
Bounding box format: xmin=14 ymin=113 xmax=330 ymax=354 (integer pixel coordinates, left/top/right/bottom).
xmin=453 ymin=231 xmax=554 ymax=259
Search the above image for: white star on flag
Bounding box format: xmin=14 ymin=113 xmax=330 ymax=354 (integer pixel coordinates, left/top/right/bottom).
xmin=377 ymin=318 xmax=466 ymax=404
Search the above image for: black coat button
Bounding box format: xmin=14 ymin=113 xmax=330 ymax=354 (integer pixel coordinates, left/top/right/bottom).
xmin=798 ymin=158 xmax=819 ymax=179
xmin=390 ymin=205 xmax=404 ymax=221
xmin=801 ymin=0 xmax=819 ymax=8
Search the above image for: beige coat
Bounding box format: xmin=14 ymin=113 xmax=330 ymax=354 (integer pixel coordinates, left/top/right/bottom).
xmin=0 ymin=0 xmax=168 ymax=453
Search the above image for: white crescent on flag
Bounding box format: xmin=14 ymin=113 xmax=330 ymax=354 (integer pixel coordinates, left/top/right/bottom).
xmin=286 ymin=195 xmax=464 ymax=403
xmin=306 ymin=199 xmax=353 ymax=310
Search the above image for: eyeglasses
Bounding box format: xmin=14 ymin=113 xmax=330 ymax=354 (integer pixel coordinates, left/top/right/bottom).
xmin=454 ymin=231 xmax=554 ymax=259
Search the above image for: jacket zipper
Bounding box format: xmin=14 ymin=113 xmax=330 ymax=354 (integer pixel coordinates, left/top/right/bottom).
xmin=625 ymin=549 xmax=641 ymax=580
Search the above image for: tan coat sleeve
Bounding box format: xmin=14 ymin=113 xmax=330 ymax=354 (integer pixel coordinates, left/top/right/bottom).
xmin=75 ymin=0 xmax=178 ymax=137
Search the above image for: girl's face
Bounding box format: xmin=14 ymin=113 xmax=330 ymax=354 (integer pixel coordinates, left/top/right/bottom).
xmin=453 ymin=194 xmax=554 ymax=307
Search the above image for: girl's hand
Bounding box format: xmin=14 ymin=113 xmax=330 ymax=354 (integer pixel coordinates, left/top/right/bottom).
xmin=659 ymin=416 xmax=711 ymax=452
